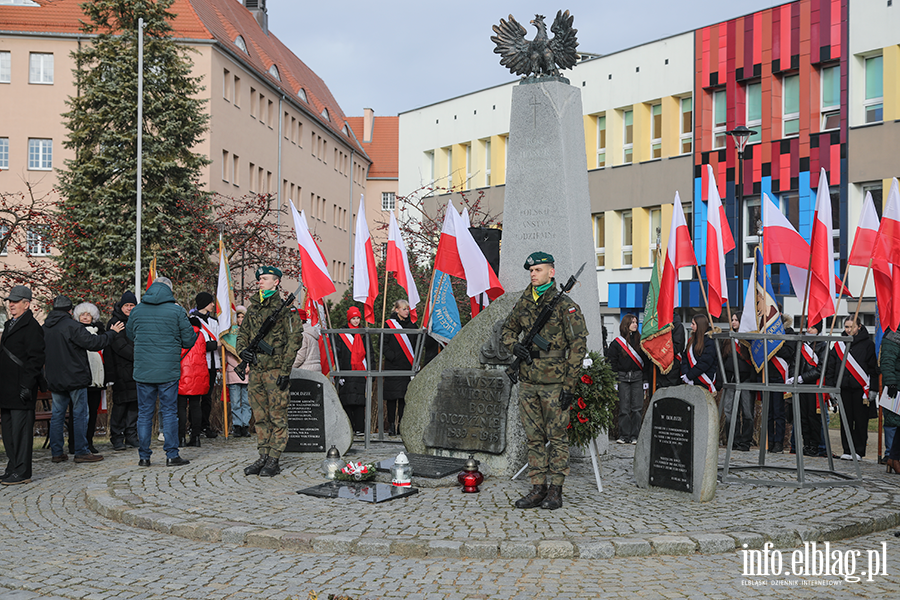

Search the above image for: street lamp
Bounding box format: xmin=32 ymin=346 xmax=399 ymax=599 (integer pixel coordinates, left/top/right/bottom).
xmin=726 ymin=125 xmax=757 ymax=306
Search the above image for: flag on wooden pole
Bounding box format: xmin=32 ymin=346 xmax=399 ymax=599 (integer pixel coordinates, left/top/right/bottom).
xmin=640 ymin=250 xmax=674 ymax=373
xmin=145 ymin=255 xmax=157 ymax=290
xmin=289 ymin=200 xmax=336 ymax=302
xmin=849 ymin=191 xmax=891 ymax=329
xmin=352 ymin=195 xmax=379 ymax=324
xmin=658 ymin=191 xmax=697 ymax=328
xmin=705 ymin=165 xmax=735 ymax=318
xmin=807 ymin=169 xmax=838 ymax=328
xmin=216 ymin=234 xmax=237 ymax=350
xmin=386 ymin=211 xmax=420 ymax=322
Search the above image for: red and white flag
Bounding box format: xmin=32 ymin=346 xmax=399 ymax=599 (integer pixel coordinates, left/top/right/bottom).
xmin=879 ymin=178 xmax=900 ymax=266
xmin=807 ymin=169 xmax=838 ymax=328
xmin=849 ymin=192 xmax=891 ymax=329
xmin=352 ymin=195 xmax=378 ymax=324
xmin=433 ymin=202 xmax=465 ymax=279
xmin=705 ymin=165 xmax=735 ymax=317
xmin=289 ymin=200 xmax=335 ymax=302
xmin=457 ymin=207 xmax=504 ymax=316
xmin=659 ymin=191 xmax=697 ymax=328
xmin=386 ymin=211 xmax=420 ymax=322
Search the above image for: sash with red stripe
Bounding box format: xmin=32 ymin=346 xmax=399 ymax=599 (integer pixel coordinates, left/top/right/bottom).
xmin=614 ymin=336 xmax=643 ymax=369
xmin=386 ymin=319 xmax=415 ymax=365
xmin=687 ymin=345 xmax=716 ymax=393
xmin=800 ymin=342 xmax=819 ymax=383
xmin=835 ymin=341 xmax=870 ymax=399
xmin=771 ymin=356 xmax=789 ymax=383
xmin=339 ymin=332 xmax=366 ymax=370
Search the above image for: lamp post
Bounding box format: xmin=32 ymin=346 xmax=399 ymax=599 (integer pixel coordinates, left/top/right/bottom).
xmin=726 ymin=125 xmax=757 ymax=307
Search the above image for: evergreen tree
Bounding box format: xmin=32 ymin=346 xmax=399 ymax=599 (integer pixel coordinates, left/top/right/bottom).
xmin=56 ymin=0 xmax=211 ymax=306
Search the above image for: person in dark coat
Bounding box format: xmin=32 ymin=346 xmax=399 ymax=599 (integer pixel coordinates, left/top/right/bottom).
xmin=655 ymin=313 xmax=686 ymax=389
xmin=607 ymin=313 xmax=648 ymax=444
xmin=787 ymin=321 xmax=828 ymax=456
xmin=66 ymin=302 xmax=106 ymax=454
xmin=826 ymin=317 xmax=878 ymax=459
xmin=44 ymin=295 xmax=122 ymax=464
xmin=721 ymin=312 xmax=756 ymax=451
xmin=383 ymin=299 xmax=416 ymax=436
xmin=336 ymin=306 xmax=367 ymax=434
xmin=681 ymin=314 xmax=718 ymax=391
xmin=107 ymin=292 xmax=139 ymax=450
xmin=0 ymin=286 xmax=45 ymax=485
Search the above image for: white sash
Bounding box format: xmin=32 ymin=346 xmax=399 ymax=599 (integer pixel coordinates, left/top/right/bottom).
xmin=688 ymin=345 xmax=716 ymax=393
xmin=835 ymin=341 xmax=870 ymax=398
xmin=386 ymin=319 xmax=415 ymax=365
xmin=339 ymin=332 xmax=366 ymax=370
xmin=614 ymin=336 xmax=643 ymax=369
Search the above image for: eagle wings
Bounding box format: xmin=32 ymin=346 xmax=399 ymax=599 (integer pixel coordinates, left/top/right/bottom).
xmin=491 ymin=10 xmax=579 ymax=78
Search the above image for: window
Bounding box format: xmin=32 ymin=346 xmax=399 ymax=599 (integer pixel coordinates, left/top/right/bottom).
xmin=680 ymin=97 xmax=692 ymax=154
xmin=821 ymin=65 xmax=840 ymax=130
xmin=233 ymin=76 xmax=241 ymax=107
xmin=862 ymin=182 xmax=884 ymax=219
xmin=268 ymin=64 xmax=280 ymax=81
xmin=621 ymin=210 xmax=633 ymax=267
xmin=221 ymin=149 xmax=229 ymax=182
xmin=27 ymin=138 xmax=51 ymax=170
xmin=650 ymin=104 xmax=662 ymax=159
xmin=223 ymin=68 xmax=231 ymax=100
xmin=746 ymin=82 xmax=762 ymax=143
xmin=0 ymin=51 xmax=10 ymax=83
xmin=465 ymin=143 xmax=472 ymax=187
xmin=623 ymin=110 xmax=633 ymax=164
xmin=248 ymin=162 xmax=255 ymax=192
xmin=382 ymin=192 xmax=396 ymax=211
xmin=0 ymin=137 xmax=8 ymax=169
xmin=829 ymin=186 xmax=841 ymax=258
xmin=232 ymin=154 xmax=239 ymax=186
xmin=298 ymin=88 xmax=307 ymax=102
xmin=485 ymin=140 xmax=492 ymax=186
xmin=29 ymin=53 xmax=53 ymax=84
xmin=26 ymin=228 xmax=50 ymax=256
xmin=743 ymin=196 xmax=762 ymax=260
xmin=234 ymin=35 xmax=248 ymax=54
xmin=447 ymin=147 xmax=453 ymax=189
xmin=596 ymin=115 xmax=606 ymax=167
xmin=649 ymin=207 xmax=662 ymax=255
xmin=250 ymin=87 xmax=257 ymax=118
xmin=865 ymin=55 xmax=883 ymax=124
xmin=321 ymin=108 xmax=330 ymax=121
xmin=712 ymin=89 xmax=727 ymax=149
xmin=594 ymin=214 xmax=605 ymax=268
xmin=783 ymin=74 xmax=800 ymax=137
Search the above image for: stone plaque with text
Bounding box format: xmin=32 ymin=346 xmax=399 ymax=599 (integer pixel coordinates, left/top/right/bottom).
xmin=649 ymin=396 xmax=693 ymax=493
xmin=286 ymin=378 xmax=325 ymax=452
xmin=422 ymin=369 xmax=510 ymax=454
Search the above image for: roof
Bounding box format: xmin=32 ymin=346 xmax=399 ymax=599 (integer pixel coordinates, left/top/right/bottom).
xmin=346 ymin=115 xmax=398 ymax=179
xmin=0 ymin=0 xmax=366 ymax=157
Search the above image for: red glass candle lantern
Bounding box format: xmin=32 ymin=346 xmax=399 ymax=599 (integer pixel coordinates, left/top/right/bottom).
xmin=457 ymin=455 xmax=484 ymax=493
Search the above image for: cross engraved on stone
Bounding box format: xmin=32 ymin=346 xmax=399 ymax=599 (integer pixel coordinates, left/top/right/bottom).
xmin=529 ymin=96 xmax=541 ymax=128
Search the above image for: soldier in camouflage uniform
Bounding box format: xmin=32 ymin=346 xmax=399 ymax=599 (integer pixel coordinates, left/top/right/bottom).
xmin=236 ymin=266 xmax=303 ymax=477
xmin=501 ymin=252 xmax=588 ymax=510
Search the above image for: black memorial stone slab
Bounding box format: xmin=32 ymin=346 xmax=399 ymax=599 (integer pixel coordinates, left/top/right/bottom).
xmin=375 ymin=453 xmax=469 ymax=479
xmin=422 ymin=369 xmax=510 ymax=454
xmin=649 ymin=396 xmax=693 ymax=493
xmin=297 ymin=481 xmax=419 ymax=503
xmin=286 ymin=378 xmax=325 ymax=452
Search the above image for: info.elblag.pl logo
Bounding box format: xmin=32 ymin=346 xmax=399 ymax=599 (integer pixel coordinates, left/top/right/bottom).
xmin=742 ymin=542 xmax=888 ymax=584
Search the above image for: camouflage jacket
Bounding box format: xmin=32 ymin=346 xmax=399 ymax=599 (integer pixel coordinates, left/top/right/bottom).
xmin=235 ymin=291 xmax=303 ymax=375
xmin=501 ymin=280 xmax=588 ymax=392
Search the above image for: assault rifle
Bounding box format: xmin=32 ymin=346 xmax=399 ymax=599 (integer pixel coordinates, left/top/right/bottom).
xmin=505 ymin=262 xmax=586 ymax=384
xmin=234 ymin=283 xmax=302 ymax=381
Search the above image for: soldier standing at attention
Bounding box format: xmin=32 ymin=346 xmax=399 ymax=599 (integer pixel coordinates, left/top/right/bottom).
xmin=236 ymin=266 xmax=303 ymax=477
xmin=502 ymin=252 xmax=588 ymax=510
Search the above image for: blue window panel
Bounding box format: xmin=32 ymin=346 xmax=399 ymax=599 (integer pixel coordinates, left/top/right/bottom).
xmin=608 ymin=283 xmax=622 ymax=308
xmin=694 ymin=176 xmax=708 ymax=264
xmin=798 ymin=170 xmax=813 ymax=240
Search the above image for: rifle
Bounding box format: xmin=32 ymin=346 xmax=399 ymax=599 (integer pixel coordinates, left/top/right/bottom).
xmin=234 ymin=283 xmax=302 ymax=381
xmin=505 ymin=262 xmax=586 ymax=384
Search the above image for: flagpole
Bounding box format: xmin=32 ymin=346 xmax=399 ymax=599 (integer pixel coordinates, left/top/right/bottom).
xmin=221 ymin=345 xmax=229 ymax=438
xmin=849 ymin=259 xmax=873 ymax=330
xmin=420 ymin=267 xmax=439 ymax=333
xmin=827 ymin=258 xmax=857 ymax=334
xmin=798 ymin=238 xmax=815 ymax=332
xmin=694 ymin=264 xmax=716 ymax=326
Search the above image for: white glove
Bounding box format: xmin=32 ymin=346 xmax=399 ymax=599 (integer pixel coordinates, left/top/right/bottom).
xmin=614 ymin=384 xmax=618 ymax=391
xmin=338 ymin=378 xmax=346 ymax=385
xmin=785 ymin=377 xmax=794 ymax=386
xmin=215 ymin=372 xmax=222 ymax=385
xmin=643 ymin=383 xmax=650 ymax=391
xmin=869 ymin=391 xmax=878 ymax=402
xmin=681 ymin=374 xmax=690 ymax=384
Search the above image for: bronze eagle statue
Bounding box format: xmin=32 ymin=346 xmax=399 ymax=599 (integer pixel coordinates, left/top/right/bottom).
xmin=491 ymin=10 xmax=579 ymax=79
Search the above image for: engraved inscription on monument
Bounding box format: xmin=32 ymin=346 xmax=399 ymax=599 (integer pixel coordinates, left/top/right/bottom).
xmin=423 ymin=369 xmax=511 ymax=454
xmin=286 ymin=379 xmax=325 ymax=452
xmin=649 ymin=397 xmax=693 ymax=493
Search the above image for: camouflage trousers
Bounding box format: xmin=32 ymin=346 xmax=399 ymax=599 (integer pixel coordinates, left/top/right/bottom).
xmin=248 ymin=369 xmax=289 ymax=458
xmin=519 ymin=381 xmax=570 ymax=486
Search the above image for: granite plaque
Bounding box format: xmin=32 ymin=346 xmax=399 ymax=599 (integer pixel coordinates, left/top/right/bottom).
xmin=297 ymin=481 xmax=419 ymax=503
xmin=375 ymin=453 xmax=469 ymax=478
xmin=649 ymin=396 xmax=693 ymax=493
xmin=423 ymin=369 xmax=511 ymax=454
xmin=286 ymin=378 xmax=325 ymax=452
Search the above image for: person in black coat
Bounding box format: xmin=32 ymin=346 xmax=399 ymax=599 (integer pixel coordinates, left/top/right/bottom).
xmin=606 ymin=313 xmax=648 ymax=444
xmin=0 ymin=286 xmax=45 ymax=485
xmin=721 ymin=312 xmax=755 ymax=451
xmin=383 ymin=299 xmax=416 ymax=436
xmin=681 ymin=314 xmax=718 ymax=391
xmin=787 ymin=321 xmax=828 ymax=457
xmin=655 ymin=313 xmax=686 ymax=389
xmin=336 ymin=306 xmax=367 ymax=434
xmin=106 ymin=291 xmax=139 ymax=450
xmin=826 ymin=317 xmax=878 ymax=459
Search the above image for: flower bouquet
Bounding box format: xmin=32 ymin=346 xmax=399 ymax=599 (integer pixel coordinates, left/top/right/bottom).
xmin=333 ymin=461 xmax=377 ymax=482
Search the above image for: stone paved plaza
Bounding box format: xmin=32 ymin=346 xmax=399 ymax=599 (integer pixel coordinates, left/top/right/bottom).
xmin=2 ymin=435 xmax=900 ymax=599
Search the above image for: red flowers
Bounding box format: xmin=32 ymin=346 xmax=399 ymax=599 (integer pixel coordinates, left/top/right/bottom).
xmin=577 ymin=412 xmax=589 ymax=423
xmin=581 ymin=375 xmax=593 ymax=385
xmin=577 ymin=397 xmax=587 ymax=410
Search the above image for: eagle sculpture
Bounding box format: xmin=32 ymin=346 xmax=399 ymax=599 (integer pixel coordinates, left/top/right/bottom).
xmin=491 ymin=10 xmax=579 ymax=79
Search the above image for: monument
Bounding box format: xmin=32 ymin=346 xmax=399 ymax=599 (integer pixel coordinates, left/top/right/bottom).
xmin=402 ymin=10 xmax=604 ymax=475
xmin=287 ymin=368 xmax=353 ymax=456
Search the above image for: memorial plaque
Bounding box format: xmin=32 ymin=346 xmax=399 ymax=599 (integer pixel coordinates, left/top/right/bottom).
xmin=423 ymin=369 xmax=511 ymax=454
xmin=649 ymin=396 xmax=693 ymax=493
xmin=285 ymin=378 xmax=325 ymax=452
xmin=375 ymin=453 xmax=469 ymax=478
xmin=297 ymin=481 xmax=419 ymax=503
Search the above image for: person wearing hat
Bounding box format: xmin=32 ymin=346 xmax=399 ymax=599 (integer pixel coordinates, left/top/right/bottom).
xmin=333 ymin=306 xmax=366 ymax=434
xmin=193 ymin=291 xmax=221 ymax=439
xmin=43 ymin=294 xmax=123 ymax=465
xmin=0 ymin=285 xmax=45 ymax=485
xmin=236 ymin=266 xmax=303 ymax=477
xmin=224 ymin=305 xmax=252 ymax=437
xmin=501 ymin=252 xmax=588 ymax=510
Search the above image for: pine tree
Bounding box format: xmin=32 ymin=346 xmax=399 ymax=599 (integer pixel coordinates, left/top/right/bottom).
xmin=56 ymin=0 xmax=211 ymax=306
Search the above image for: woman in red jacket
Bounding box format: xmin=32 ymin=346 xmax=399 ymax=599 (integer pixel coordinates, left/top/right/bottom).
xmin=178 ymin=316 xmax=210 ymax=448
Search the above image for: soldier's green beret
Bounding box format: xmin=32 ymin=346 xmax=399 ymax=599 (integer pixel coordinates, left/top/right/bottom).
xmin=255 ymin=266 xmax=283 ymax=280
xmin=523 ymin=251 xmax=555 ymax=270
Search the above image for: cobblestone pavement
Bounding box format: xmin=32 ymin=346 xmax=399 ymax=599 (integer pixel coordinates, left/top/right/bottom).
xmin=2 ymin=438 xmax=900 ymax=598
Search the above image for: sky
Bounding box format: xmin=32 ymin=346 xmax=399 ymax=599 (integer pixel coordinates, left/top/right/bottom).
xmin=267 ymin=0 xmax=789 ymax=118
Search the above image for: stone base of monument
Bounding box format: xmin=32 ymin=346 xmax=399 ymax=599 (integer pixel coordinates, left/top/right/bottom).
xmin=286 ymin=369 xmax=353 ymax=456
xmin=633 ymin=385 xmax=718 ymax=502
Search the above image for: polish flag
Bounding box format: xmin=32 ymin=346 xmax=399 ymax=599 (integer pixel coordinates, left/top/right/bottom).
xmin=457 ymin=207 xmax=504 ymax=316
xmin=289 ymin=201 xmax=336 ymax=302
xmin=433 ymin=203 xmax=465 ymax=279
xmin=879 ymin=178 xmax=900 ymax=265
xmin=705 ymin=165 xmax=735 ymax=317
xmin=807 ymin=169 xmax=838 ymax=328
xmin=386 ymin=211 xmax=420 ymax=322
xmin=849 ymin=192 xmax=891 ymax=330
xmin=658 ymin=191 xmax=696 ymax=328
xmin=352 ymin=195 xmax=379 ymax=324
